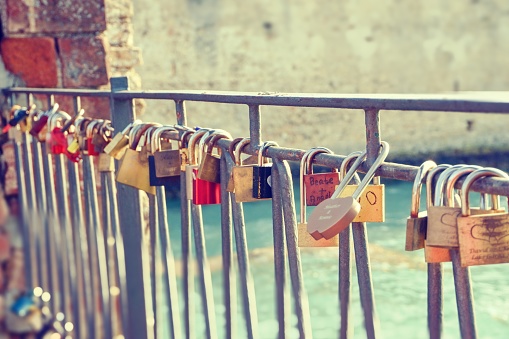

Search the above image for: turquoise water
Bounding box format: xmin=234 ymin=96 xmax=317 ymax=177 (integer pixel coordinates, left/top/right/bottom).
xmin=163 ymin=180 xmax=509 ymax=338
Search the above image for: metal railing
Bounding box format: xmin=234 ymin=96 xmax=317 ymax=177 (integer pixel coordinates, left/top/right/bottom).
xmin=2 ymin=76 xmax=509 ymax=339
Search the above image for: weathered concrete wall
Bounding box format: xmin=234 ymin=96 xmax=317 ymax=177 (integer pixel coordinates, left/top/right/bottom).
xmin=131 ymin=0 xmax=509 ymax=158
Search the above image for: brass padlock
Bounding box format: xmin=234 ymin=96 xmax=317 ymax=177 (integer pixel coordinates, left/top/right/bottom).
xmin=308 ymin=141 xmax=389 ymax=240
xmin=457 ymin=168 xmax=509 ymax=267
xmin=179 ymin=130 xmax=194 ymax=172
xmin=104 ymin=119 xmax=141 ymax=160
xmin=197 ymin=131 xmax=231 ymax=183
xmin=75 ymin=117 xmax=91 ymax=152
xmin=91 ymin=120 xmax=113 ymax=153
xmin=149 ymin=126 xmax=180 ymax=186
xmin=426 ymin=165 xmax=486 ymax=248
xmin=298 ymin=148 xmax=340 ymax=247
xmin=226 ymin=137 xmax=258 ymax=192
xmin=303 ymin=147 xmax=340 ymax=206
xmin=116 ymin=123 xmax=156 ymax=195
xmin=405 ymin=160 xmax=437 ymax=251
xmin=337 ymin=151 xmax=385 ymax=223
xmin=423 ymin=164 xmax=453 ymax=263
xmin=232 ymin=138 xmax=257 ymax=202
xmin=98 ymin=153 xmax=115 ymax=172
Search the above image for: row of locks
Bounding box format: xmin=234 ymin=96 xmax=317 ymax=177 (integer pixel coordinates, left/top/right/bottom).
xmin=8 ymin=104 xmax=508 ymax=268
xmin=5 ymin=102 xmax=509 ymax=339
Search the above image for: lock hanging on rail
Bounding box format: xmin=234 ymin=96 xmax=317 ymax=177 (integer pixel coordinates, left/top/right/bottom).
xmin=185 ymin=129 xmax=222 ymax=205
xmin=197 ymin=131 xmax=231 ymax=183
xmin=307 ymin=141 xmax=389 ymax=240
xmin=116 ymin=123 xmax=157 ymax=195
xmin=456 ymin=168 xmax=509 ymax=267
xmin=231 ymin=138 xmax=266 ymax=202
xmin=298 ymin=147 xmax=340 ymax=247
xmin=405 ymin=160 xmax=437 ymax=251
xmin=303 ymin=147 xmax=340 ymax=206
xmin=148 ymin=126 xmax=180 ymax=187
xmin=104 ymin=120 xmax=141 ymax=160
xmin=252 ymin=141 xmax=278 ymax=199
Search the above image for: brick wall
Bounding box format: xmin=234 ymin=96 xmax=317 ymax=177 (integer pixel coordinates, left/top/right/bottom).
xmin=0 ymin=0 xmax=142 ymax=118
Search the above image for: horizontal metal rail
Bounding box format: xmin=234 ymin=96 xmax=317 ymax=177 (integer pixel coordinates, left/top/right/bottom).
xmin=4 ymin=87 xmax=509 ymax=113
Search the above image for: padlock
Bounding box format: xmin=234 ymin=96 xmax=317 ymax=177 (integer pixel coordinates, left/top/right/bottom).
xmin=116 ymin=123 xmax=156 ymax=195
xmin=426 ymin=165 xmax=487 ymax=248
xmin=148 ymin=126 xmax=180 ymax=187
xmin=5 ymin=108 xmax=29 ymax=132
xmin=179 ymin=130 xmax=194 ymax=172
xmin=405 ymin=160 xmax=437 ymax=251
xmin=227 ymin=138 xmax=258 ymax=193
xmin=307 ymin=141 xmax=389 ymax=240
xmin=86 ymin=120 xmax=103 ymax=156
xmin=104 ymin=119 xmax=141 ymax=160
xmin=252 ymin=141 xmax=278 ymax=199
xmin=338 ymin=164 xmax=385 ymax=223
xmin=30 ymin=103 xmax=57 ymax=138
xmin=185 ymin=129 xmax=222 ymax=205
xmin=197 ymin=132 xmax=231 ymax=183
xmin=46 ymin=111 xmax=71 ymax=155
xmin=91 ymin=120 xmax=113 ymax=153
xmin=423 ymin=164 xmax=453 ymax=263
xmin=457 ymin=168 xmax=509 ymax=266
xmin=298 ymin=148 xmax=339 ymax=247
xmin=303 ymin=148 xmax=340 ymax=206
xmin=98 ymin=153 xmax=115 ymax=172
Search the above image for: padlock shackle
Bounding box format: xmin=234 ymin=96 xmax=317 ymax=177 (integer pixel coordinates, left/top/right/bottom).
xmin=339 ymin=151 xmax=363 ymax=185
xmin=234 ymin=138 xmax=251 ymax=166
xmin=129 ymin=123 xmax=157 ymax=150
xmin=198 ymin=129 xmax=232 ymax=160
xmin=257 ymin=141 xmax=278 ymax=166
xmin=44 ymin=103 xmax=60 ymax=117
xmin=47 ymin=110 xmax=71 ymax=131
xmin=61 ymin=108 xmax=85 ymax=133
xmin=350 ymin=141 xmax=389 ymax=200
xmin=141 ymin=124 xmax=162 ymax=150
xmin=299 ymin=148 xmax=319 ymax=223
xmin=150 ymin=126 xmax=177 ymax=153
xmin=228 ymin=137 xmax=245 ymax=163
xmin=188 ymin=128 xmax=210 ymax=165
xmin=179 ymin=130 xmax=195 ymax=149
xmin=204 ymin=132 xmax=232 ymax=156
xmin=331 ymin=150 xmax=366 ymax=199
xmin=433 ymin=164 xmax=467 ymax=207
xmin=410 ymin=160 xmax=437 ymax=217
xmin=460 ymin=168 xmax=509 ymax=216
xmin=305 ymin=147 xmax=334 ymax=174
xmin=444 ymin=165 xmax=482 ymax=207
xmin=425 ymin=164 xmax=451 ymax=208
xmin=86 ymin=119 xmax=104 ymax=138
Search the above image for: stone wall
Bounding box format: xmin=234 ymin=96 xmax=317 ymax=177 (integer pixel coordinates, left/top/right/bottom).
xmin=0 ymin=0 xmax=142 ymax=118
xmin=131 ymin=0 xmax=509 ymax=159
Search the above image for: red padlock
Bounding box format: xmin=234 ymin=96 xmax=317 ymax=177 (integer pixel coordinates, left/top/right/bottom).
xmin=30 ymin=104 xmax=57 ymax=138
xmin=86 ymin=120 xmax=102 ymax=156
xmin=303 ymin=147 xmax=340 ymax=206
xmin=185 ymin=129 xmax=221 ymax=205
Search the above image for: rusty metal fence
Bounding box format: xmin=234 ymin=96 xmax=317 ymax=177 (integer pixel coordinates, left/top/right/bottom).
xmin=2 ymin=76 xmax=509 ymax=339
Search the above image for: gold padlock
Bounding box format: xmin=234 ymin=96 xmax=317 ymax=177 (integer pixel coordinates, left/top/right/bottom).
xmin=98 ymin=153 xmax=115 ymax=172
xmin=424 ymin=164 xmax=453 ymax=263
xmin=179 ymin=130 xmax=194 ymax=172
xmin=457 ymin=168 xmax=509 ymax=267
xmin=104 ymin=120 xmax=141 ymax=159
xmin=298 ymin=148 xmax=339 ymax=247
xmin=231 ymin=138 xmax=261 ymax=203
xmin=197 ymin=131 xmax=231 ymax=183
xmin=426 ymin=165 xmax=501 ymax=248
xmin=116 ymin=123 xmax=156 ymax=195
xmin=151 ymin=126 xmax=180 ymax=178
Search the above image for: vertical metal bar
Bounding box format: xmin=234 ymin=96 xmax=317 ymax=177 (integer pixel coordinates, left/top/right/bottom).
xmin=274 ymin=159 xmax=313 ymax=338
xmin=13 ymin=134 xmax=33 ymax=290
xmin=83 ymin=155 xmax=112 ymax=339
xmin=220 ymin=154 xmax=236 ymax=339
xmin=21 ymin=133 xmax=39 ymax=290
xmin=428 ymin=263 xmax=443 ymax=339
xmin=352 ymin=223 xmax=379 ymax=339
xmin=339 ymin=226 xmax=353 ymax=339
xmin=31 ymin=138 xmax=50 ymax=296
xmin=190 ymin=203 xmax=217 ymax=339
xmin=40 ymin=145 xmax=61 ymax=318
xmin=228 ymin=152 xmax=258 ymax=339
xmin=364 ymin=109 xmax=381 ymax=184
xmin=248 ymin=105 xmax=262 ymax=147
xmin=65 ymin=156 xmax=94 ymax=337
xmin=176 ymin=100 xmax=195 ymax=339
xmin=271 ymin=163 xmax=287 ymax=339
xmin=450 ymin=250 xmax=477 ymax=339
xmin=105 ymin=169 xmax=130 ymax=337
xmin=149 ymin=194 xmax=159 ymax=339
xmin=110 ymin=76 xmax=152 ymax=339
xmin=53 ymin=155 xmax=72 ymax=324
xmin=156 ymin=186 xmax=181 ymax=339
